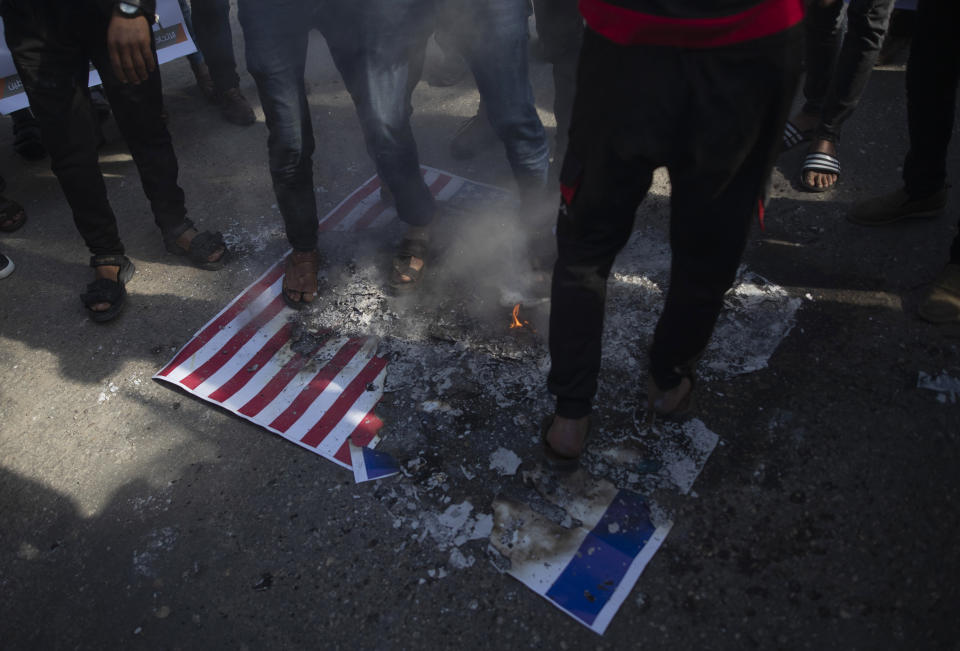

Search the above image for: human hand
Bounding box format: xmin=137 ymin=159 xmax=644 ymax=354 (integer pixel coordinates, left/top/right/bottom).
xmin=107 ymin=13 xmax=155 ymax=84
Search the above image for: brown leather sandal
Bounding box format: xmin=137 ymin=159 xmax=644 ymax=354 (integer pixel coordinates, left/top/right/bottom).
xmin=282 ymin=250 xmax=320 ymax=309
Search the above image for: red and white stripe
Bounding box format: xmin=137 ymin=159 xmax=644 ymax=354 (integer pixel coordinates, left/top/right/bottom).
xmin=154 ymin=260 xmax=387 ymax=469
xmin=318 ymin=166 xmax=464 ymax=232
xmin=155 ymin=167 xmax=502 ymax=472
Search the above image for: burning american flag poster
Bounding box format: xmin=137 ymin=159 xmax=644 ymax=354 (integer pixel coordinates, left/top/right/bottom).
xmin=155 ymin=167 xmax=502 ymax=472
xmin=153 ymin=257 xmax=388 ymax=469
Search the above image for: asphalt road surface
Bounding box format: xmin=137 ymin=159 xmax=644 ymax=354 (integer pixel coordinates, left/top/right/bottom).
xmin=1 ymin=14 xmax=958 ymax=650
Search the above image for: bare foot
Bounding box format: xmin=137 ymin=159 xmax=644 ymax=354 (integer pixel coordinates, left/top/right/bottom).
xmin=546 ymin=415 xmax=590 ymax=458
xmin=802 ymin=139 xmax=839 ymax=190
xmin=283 ymin=250 xmax=319 ymax=306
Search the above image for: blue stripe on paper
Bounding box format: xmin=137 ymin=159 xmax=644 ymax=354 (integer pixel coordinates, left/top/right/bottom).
xmin=545 ymin=491 xmax=656 ymax=626
xmin=362 ymin=447 xmax=399 ymax=480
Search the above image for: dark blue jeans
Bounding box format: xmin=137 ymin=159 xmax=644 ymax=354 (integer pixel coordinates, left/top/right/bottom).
xmin=239 ymin=0 xmax=436 ymax=248
xmin=238 ymin=0 xmax=364 ymax=250
xmin=240 ymin=0 xmax=547 ymax=251
xmin=360 ymin=0 xmax=548 ymax=217
xmin=439 ymin=0 xmax=549 ymax=192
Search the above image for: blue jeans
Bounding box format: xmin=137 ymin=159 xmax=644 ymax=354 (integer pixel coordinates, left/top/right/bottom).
xmin=238 ymin=0 xmax=363 ymax=250
xmin=432 ymin=0 xmax=549 ymax=192
xmin=361 ymin=0 xmax=548 ymax=217
xmin=240 ymin=0 xmax=547 ymax=250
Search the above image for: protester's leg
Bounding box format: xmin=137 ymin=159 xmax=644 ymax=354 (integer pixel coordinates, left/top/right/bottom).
xmin=800 ymin=0 xmax=844 ymax=121
xmin=190 ymin=0 xmax=238 ymax=90
xmin=3 ymin=11 xmax=123 ymax=257
xmin=781 ymin=1 xmax=839 ymax=155
xmin=239 ymin=0 xmax=317 ymax=253
xmin=802 ymin=0 xmax=896 ymax=190
xmin=4 ymin=7 xmax=140 ymax=318
xmin=192 ymin=0 xmax=254 ymax=124
xmin=340 ymin=0 xmax=436 ymax=229
xmin=903 ymin=0 xmax=959 ymax=200
xmin=455 ymin=0 xmax=549 ymax=196
xmin=815 ymin=0 xmax=895 ymax=141
xmin=546 ymin=30 xmax=655 ymax=440
xmin=240 ymin=0 xmax=319 ymax=304
xmin=531 ymin=0 xmax=581 ymax=160
xmin=426 ymin=0 xmax=468 ymax=87
xmin=90 ymin=29 xmax=227 ymax=267
xmin=847 ymin=0 xmax=957 ymax=226
xmin=547 ymin=155 xmax=652 ymax=422
xmin=909 ymin=0 xmax=960 ymax=323
xmin=321 ymin=0 xmax=436 ymax=289
xmin=652 ymin=31 xmax=802 ymax=391
xmin=86 ymin=41 xmax=190 ymax=237
xmin=177 ymin=0 xmax=215 ymax=98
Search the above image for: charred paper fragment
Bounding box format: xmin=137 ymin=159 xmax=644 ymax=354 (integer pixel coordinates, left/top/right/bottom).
xmin=917 ymin=370 xmax=960 ymax=404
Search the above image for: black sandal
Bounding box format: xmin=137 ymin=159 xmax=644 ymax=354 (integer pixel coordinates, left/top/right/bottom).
xmin=80 ymin=254 xmax=135 ymax=323
xmin=163 ymin=220 xmax=227 ymax=270
xmin=0 ymin=196 xmax=27 ymax=233
xmin=540 ymin=415 xmax=588 ymax=473
xmin=389 ymin=237 xmax=428 ymax=293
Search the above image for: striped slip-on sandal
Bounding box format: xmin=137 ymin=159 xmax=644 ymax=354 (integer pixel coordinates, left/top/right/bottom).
xmin=781 ymin=120 xmax=813 ymax=152
xmin=800 ymin=151 xmax=841 ymax=193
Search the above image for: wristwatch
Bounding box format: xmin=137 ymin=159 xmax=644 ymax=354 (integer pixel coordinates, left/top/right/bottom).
xmin=116 ymin=1 xmax=143 ymax=17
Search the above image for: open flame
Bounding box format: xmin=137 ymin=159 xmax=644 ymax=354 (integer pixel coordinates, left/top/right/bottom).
xmin=509 ymin=303 xmax=534 ymax=331
xmin=510 ymin=304 xmax=523 ymax=328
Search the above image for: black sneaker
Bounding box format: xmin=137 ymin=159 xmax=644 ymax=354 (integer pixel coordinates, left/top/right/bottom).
xmin=216 ymin=87 xmax=256 ymax=126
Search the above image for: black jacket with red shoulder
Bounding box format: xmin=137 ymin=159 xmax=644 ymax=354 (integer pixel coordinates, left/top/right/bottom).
xmin=579 ymin=0 xmax=805 ymax=48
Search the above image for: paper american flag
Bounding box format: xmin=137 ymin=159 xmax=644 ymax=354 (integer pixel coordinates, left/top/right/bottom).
xmin=154 ymin=167 xmax=508 ymax=471
xmin=318 ymin=166 xmax=466 ymax=232
xmin=153 ymin=259 xmax=388 ymax=468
